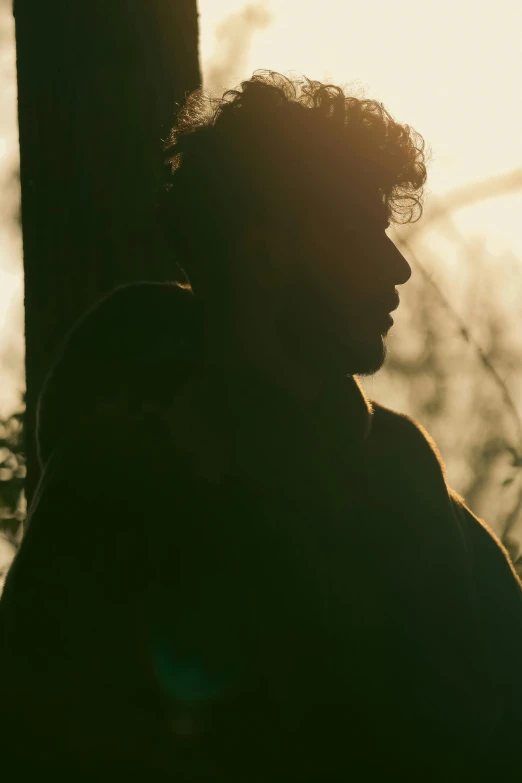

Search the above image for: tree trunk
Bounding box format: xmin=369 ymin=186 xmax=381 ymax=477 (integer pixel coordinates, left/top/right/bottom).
xmin=14 ymin=0 xmax=201 ymax=509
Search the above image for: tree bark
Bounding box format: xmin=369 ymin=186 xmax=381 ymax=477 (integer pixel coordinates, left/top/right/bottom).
xmin=14 ymin=0 xmax=201 ymax=509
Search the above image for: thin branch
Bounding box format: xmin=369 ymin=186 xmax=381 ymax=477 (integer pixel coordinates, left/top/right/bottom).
xmin=408 ymin=168 xmax=522 ymax=238
xmin=395 ymin=235 xmax=522 ymax=455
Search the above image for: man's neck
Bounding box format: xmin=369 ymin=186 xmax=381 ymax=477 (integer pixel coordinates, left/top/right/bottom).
xmin=202 ymin=300 xmax=325 ymax=409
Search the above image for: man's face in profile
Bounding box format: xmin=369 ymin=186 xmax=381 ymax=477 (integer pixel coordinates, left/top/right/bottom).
xmin=274 ymin=197 xmax=412 ymax=379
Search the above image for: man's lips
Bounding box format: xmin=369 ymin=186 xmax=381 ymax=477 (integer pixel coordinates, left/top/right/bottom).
xmin=367 ymin=292 xmax=400 ymax=330
xmin=381 ymin=291 xmax=400 ymax=313
xmin=365 ymin=292 xmax=400 ymax=321
xmin=385 ymin=295 xmax=399 ymax=327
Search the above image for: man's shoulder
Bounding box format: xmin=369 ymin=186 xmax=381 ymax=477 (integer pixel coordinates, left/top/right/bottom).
xmin=367 ymin=400 xmax=448 ymax=484
xmin=36 ymin=281 xmax=205 ymax=467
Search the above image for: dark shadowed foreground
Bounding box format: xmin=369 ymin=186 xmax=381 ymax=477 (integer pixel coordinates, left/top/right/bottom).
xmin=1 ymin=282 xmax=522 ymax=780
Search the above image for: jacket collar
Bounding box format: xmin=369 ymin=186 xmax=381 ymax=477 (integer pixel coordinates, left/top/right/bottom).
xmin=203 ymin=359 xmax=374 ymax=492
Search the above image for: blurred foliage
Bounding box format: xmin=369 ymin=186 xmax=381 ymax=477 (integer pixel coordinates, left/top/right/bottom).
xmin=0 ymin=395 xmax=25 ymax=569
xmin=368 ymin=202 xmax=522 ymax=577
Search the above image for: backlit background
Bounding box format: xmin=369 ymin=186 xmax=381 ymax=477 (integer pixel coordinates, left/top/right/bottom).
xmin=1 ymin=0 xmax=522 ymax=572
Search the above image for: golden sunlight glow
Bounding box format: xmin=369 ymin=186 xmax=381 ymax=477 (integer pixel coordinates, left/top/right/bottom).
xmin=197 ymin=1 xmax=522 ymax=539
xmin=199 ymin=0 xmax=522 ymax=254
xmin=1 ymin=1 xmax=522 ymax=539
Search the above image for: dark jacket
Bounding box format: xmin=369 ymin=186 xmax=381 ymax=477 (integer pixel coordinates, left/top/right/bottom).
xmin=1 ymin=283 xmax=521 ymax=780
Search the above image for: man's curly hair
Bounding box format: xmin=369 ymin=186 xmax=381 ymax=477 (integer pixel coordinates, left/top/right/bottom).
xmin=160 ymin=71 xmax=428 ymax=286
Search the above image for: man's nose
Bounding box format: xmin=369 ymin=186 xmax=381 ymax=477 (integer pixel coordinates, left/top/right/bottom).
xmin=389 ymin=241 xmax=412 ymax=285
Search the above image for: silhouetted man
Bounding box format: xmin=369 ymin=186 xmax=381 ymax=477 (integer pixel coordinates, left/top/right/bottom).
xmin=2 ymin=72 xmax=522 ymax=780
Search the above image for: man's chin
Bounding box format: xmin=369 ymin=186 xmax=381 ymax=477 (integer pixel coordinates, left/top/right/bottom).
xmin=279 ymin=316 xmax=388 ymax=380
xmin=309 ymin=335 xmax=387 ymax=379
xmin=345 ymin=335 xmax=388 ymax=377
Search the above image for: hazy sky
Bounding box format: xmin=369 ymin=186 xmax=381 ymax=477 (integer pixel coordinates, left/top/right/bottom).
xmin=200 ymin=0 xmax=522 ymax=254
xmin=0 ymin=0 xmax=521 ymax=415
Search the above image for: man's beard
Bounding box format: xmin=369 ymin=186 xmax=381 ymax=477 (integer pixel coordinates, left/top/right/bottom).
xmin=341 ymin=332 xmax=388 ymax=377
xmin=276 ymin=287 xmax=389 ymax=380
xmin=280 ymin=321 xmax=388 ymax=379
